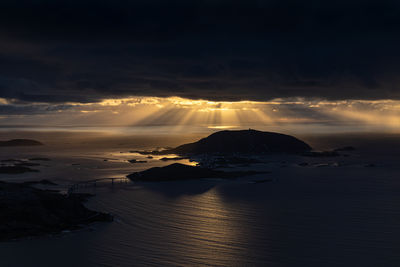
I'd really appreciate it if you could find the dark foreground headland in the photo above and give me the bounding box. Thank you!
[0,181,112,241]
[138,129,312,155]
[127,163,262,182]
[0,139,43,147]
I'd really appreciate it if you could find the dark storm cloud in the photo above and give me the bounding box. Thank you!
[1,0,400,103]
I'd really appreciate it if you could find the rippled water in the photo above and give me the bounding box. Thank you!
[1,131,400,266]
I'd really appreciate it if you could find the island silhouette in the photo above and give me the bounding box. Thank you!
[0,139,43,147]
[129,129,311,182]
[128,163,262,182]
[138,129,312,155]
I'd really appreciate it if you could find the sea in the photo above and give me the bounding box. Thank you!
[1,126,400,267]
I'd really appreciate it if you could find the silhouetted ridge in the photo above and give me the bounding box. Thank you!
[0,139,43,147]
[164,129,311,154]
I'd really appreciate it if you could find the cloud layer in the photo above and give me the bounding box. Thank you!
[1,0,400,103]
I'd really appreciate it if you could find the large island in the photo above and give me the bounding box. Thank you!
[139,129,312,155]
[129,129,310,181]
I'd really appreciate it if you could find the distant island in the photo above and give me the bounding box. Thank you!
[137,129,311,155]
[0,139,43,147]
[0,158,48,174]
[127,163,262,182]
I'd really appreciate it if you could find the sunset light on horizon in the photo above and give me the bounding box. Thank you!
[2,1,400,266]
[1,96,399,133]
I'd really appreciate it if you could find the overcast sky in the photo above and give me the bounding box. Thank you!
[1,0,400,104]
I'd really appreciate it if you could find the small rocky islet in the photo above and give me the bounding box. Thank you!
[0,139,46,174]
[0,159,43,174]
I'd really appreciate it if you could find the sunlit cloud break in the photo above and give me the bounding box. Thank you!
[0,96,399,132]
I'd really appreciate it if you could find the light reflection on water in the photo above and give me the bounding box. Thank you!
[78,184,261,267]
[2,166,400,266]
[2,133,400,266]
[158,188,250,265]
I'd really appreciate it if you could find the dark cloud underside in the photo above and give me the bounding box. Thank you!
[1,0,400,103]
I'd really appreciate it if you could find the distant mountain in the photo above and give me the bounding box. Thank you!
[162,129,311,155]
[0,139,43,147]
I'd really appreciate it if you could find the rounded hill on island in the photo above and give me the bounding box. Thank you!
[164,129,311,155]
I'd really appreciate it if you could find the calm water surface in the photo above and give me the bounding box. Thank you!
[1,131,400,266]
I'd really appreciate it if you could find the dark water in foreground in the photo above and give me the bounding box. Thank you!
[1,131,400,266]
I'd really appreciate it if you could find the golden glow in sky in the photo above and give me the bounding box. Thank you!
[0,96,400,133]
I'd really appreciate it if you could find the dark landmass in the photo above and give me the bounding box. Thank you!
[159,156,188,161]
[136,130,311,155]
[128,159,147,164]
[29,157,51,161]
[16,162,41,167]
[23,179,58,186]
[0,166,39,174]
[191,156,264,168]
[0,159,42,173]
[0,181,112,241]
[1,159,41,166]
[1,159,23,163]
[0,139,43,147]
[208,156,263,166]
[130,150,154,155]
[302,146,356,158]
[127,163,263,182]
[302,151,340,157]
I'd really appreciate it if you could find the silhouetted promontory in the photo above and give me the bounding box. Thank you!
[141,129,311,155]
[0,139,43,147]
[0,181,112,241]
[127,163,262,182]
